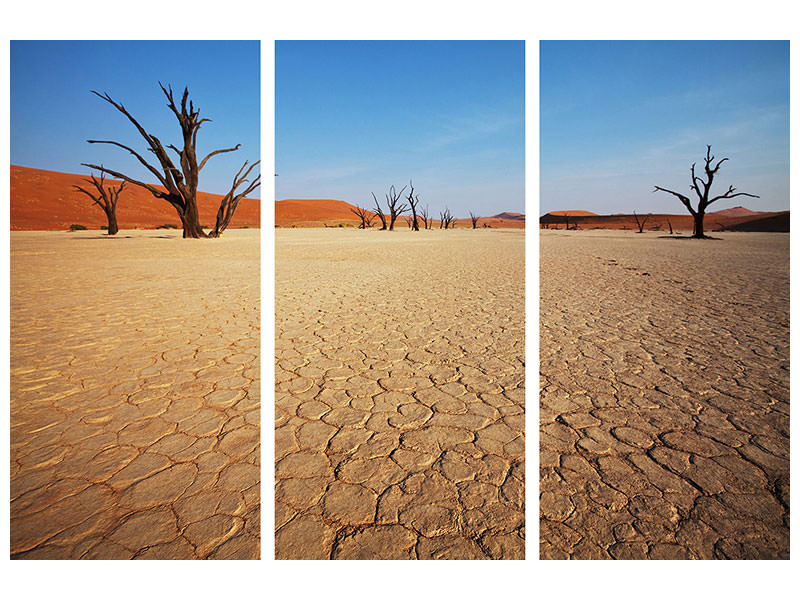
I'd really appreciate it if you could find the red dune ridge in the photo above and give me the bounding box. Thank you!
[276,199,525,228]
[10,165,260,231]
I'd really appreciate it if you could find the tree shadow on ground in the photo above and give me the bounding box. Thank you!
[657,235,722,240]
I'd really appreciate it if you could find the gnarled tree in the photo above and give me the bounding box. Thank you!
[83,84,259,238]
[654,145,758,239]
[73,170,126,235]
[349,205,375,229]
[469,211,479,229]
[419,204,430,230]
[633,211,650,233]
[406,181,420,231]
[209,160,261,238]
[440,207,455,229]
[371,193,388,230]
[385,184,408,231]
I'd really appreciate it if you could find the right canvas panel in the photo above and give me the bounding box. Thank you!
[539,40,789,559]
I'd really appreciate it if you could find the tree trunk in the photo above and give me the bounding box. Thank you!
[180,207,207,238]
[105,208,119,235]
[693,211,705,238]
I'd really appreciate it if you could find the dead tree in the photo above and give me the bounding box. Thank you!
[72,170,126,235]
[385,184,408,231]
[440,207,455,229]
[406,181,420,231]
[666,217,674,234]
[83,84,259,239]
[208,161,261,237]
[469,211,479,229]
[371,193,388,230]
[349,205,375,229]
[419,204,430,230]
[633,211,651,233]
[654,145,758,239]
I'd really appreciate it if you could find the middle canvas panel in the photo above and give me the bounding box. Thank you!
[274,40,526,560]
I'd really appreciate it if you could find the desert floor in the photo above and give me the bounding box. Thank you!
[276,228,525,559]
[10,229,260,559]
[540,230,789,559]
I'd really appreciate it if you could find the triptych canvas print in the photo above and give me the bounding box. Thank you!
[8,39,789,563]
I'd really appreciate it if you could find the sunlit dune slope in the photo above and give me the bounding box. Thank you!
[11,165,260,230]
[276,198,525,228]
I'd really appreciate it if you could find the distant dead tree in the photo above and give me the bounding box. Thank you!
[407,181,420,231]
[440,207,455,229]
[371,193,388,230]
[666,217,674,234]
[653,145,758,239]
[469,211,479,229]
[72,170,126,235]
[385,184,408,230]
[349,205,375,229]
[419,204,430,230]
[563,214,570,230]
[83,84,260,238]
[633,211,651,233]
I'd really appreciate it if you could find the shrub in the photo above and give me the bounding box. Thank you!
[157,223,179,229]
[100,225,109,231]
[69,224,87,231]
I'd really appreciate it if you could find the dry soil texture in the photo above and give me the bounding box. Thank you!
[10,229,260,559]
[540,230,789,559]
[276,229,525,559]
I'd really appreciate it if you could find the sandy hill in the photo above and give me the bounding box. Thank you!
[540,208,788,233]
[10,165,260,231]
[276,198,525,228]
[710,206,762,217]
[491,212,525,221]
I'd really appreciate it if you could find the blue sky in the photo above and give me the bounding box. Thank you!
[11,41,260,197]
[541,41,789,216]
[276,41,524,217]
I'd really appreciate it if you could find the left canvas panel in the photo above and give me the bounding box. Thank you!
[10,40,261,559]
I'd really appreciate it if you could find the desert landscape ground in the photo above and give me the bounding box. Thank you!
[275,228,525,559]
[10,229,260,559]
[540,229,789,559]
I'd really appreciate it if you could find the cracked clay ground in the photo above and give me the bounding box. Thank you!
[10,229,260,559]
[540,230,789,559]
[276,229,525,559]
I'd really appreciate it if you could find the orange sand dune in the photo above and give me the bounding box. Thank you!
[276,198,525,228]
[11,165,260,231]
[276,199,365,227]
[710,206,762,217]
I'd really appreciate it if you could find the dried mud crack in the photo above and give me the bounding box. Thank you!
[540,230,789,560]
[10,230,260,559]
[276,229,525,559]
